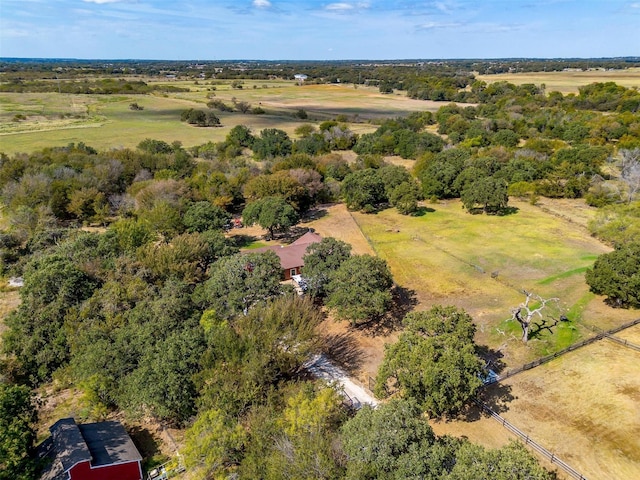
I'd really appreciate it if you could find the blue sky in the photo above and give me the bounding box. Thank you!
[1,1,639,60]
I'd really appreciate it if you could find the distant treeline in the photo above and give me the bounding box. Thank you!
[1,57,639,81]
[2,60,639,112]
[0,77,189,94]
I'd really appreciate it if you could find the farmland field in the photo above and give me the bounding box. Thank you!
[0,82,453,154]
[476,67,640,94]
[431,333,640,480]
[485,338,640,480]
[350,199,637,363]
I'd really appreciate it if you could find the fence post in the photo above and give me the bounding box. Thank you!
[551,453,555,463]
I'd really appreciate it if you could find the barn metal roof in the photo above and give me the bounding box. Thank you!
[41,417,142,479]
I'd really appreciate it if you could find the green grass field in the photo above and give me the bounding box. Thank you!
[351,198,638,364]
[0,81,448,155]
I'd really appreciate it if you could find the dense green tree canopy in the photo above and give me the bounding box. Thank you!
[341,399,442,480]
[252,128,293,159]
[376,306,484,417]
[243,171,310,212]
[389,180,422,215]
[2,252,101,382]
[195,251,283,319]
[301,237,352,297]
[445,441,557,480]
[242,196,299,239]
[585,242,640,308]
[0,384,37,480]
[183,201,232,233]
[341,398,556,480]
[460,176,509,214]
[341,168,386,212]
[326,255,394,325]
[197,296,323,418]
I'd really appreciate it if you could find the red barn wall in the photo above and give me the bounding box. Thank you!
[69,460,142,480]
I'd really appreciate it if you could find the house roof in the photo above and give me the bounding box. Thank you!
[50,418,92,473]
[291,231,322,246]
[79,421,142,466]
[40,418,141,479]
[250,231,322,270]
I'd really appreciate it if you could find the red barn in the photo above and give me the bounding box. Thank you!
[40,418,143,480]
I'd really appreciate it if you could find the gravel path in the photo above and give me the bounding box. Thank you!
[305,354,378,409]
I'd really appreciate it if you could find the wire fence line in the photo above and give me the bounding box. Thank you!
[603,334,640,352]
[585,321,640,352]
[483,317,640,386]
[474,399,588,480]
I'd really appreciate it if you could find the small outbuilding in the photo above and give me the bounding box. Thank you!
[39,418,143,480]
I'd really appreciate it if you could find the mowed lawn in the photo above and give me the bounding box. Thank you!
[351,198,638,364]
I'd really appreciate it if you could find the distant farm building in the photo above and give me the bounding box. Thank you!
[251,231,322,280]
[39,418,143,480]
[294,73,308,84]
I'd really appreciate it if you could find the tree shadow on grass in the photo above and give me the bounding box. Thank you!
[356,285,417,337]
[473,382,516,420]
[497,206,519,216]
[277,226,319,244]
[302,206,328,222]
[476,345,507,375]
[232,234,259,248]
[528,316,561,342]
[321,331,364,375]
[466,206,519,216]
[411,206,435,217]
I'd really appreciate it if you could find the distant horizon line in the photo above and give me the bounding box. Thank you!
[2,56,640,63]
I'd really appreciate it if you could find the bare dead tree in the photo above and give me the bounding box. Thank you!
[509,291,560,343]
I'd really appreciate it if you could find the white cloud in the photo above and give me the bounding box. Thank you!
[325,2,370,12]
[82,0,127,4]
[326,2,353,11]
[252,0,272,8]
[433,1,453,14]
[417,21,461,30]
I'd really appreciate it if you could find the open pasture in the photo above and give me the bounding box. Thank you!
[476,67,640,94]
[152,79,457,118]
[433,335,640,480]
[0,80,449,155]
[309,198,640,480]
[351,198,638,364]
[0,92,304,154]
[486,337,640,480]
